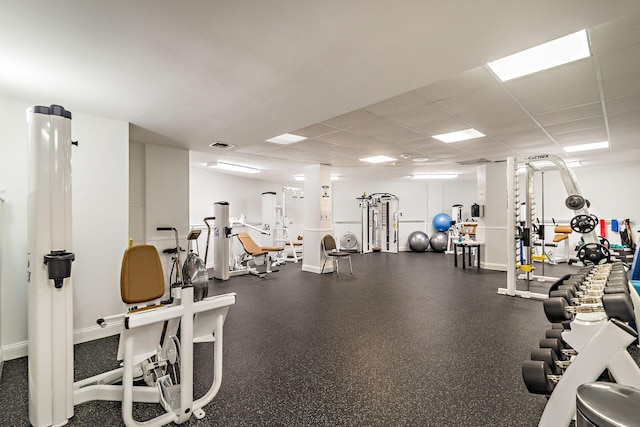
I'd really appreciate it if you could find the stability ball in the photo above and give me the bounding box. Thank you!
[408,231,430,252]
[432,213,452,232]
[430,232,448,253]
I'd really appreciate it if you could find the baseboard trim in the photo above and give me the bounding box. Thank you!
[2,320,121,362]
[481,262,508,271]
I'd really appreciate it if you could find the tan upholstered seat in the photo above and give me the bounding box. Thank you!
[120,245,165,304]
[237,232,284,256]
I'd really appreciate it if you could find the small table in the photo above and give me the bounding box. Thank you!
[453,241,482,269]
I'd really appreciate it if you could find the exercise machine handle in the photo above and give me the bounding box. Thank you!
[157,227,175,231]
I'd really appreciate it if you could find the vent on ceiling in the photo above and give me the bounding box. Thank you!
[457,158,493,165]
[209,141,236,149]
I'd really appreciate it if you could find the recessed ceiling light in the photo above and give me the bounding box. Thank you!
[411,174,458,180]
[359,155,397,164]
[563,141,609,153]
[411,157,430,163]
[207,162,260,174]
[400,153,412,159]
[487,30,591,81]
[330,175,340,181]
[266,133,307,145]
[432,128,485,143]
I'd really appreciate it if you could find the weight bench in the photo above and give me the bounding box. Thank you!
[236,232,283,274]
[74,244,236,426]
[533,224,572,264]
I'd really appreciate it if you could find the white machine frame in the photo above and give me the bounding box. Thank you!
[356,193,401,254]
[27,105,235,427]
[500,155,598,299]
[262,189,303,263]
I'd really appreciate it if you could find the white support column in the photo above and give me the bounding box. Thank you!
[27,105,75,427]
[302,164,333,273]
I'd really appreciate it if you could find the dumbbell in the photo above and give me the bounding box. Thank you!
[531,347,569,375]
[522,360,560,395]
[544,293,635,323]
[540,337,576,360]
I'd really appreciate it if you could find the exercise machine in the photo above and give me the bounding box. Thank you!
[356,193,401,254]
[27,105,236,427]
[500,154,601,299]
[212,201,279,280]
[262,189,303,263]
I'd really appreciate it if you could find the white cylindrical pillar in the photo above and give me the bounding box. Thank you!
[213,202,230,280]
[27,105,75,427]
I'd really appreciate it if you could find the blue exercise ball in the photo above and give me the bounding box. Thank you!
[432,213,452,232]
[429,232,448,253]
[408,231,430,252]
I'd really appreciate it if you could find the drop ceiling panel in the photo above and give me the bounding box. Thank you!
[363,91,431,117]
[610,121,640,142]
[347,117,425,143]
[493,127,548,144]
[313,130,363,145]
[544,116,605,135]
[451,138,510,153]
[321,109,378,129]
[589,14,640,54]
[605,94,640,115]
[602,72,640,99]
[259,146,306,159]
[458,102,528,127]
[608,110,640,126]
[434,84,516,115]
[478,117,539,135]
[387,105,465,135]
[292,123,339,138]
[534,103,604,125]
[413,66,500,102]
[552,128,609,145]
[235,143,280,154]
[597,44,640,81]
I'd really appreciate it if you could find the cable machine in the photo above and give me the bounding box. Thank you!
[500,154,601,299]
[356,193,401,254]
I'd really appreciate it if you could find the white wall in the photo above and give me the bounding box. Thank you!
[0,97,128,359]
[332,179,479,251]
[189,167,305,264]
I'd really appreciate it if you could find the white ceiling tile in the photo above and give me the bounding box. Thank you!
[602,72,640,99]
[590,14,640,54]
[598,44,640,81]
[605,93,640,114]
[414,66,500,102]
[363,91,431,117]
[292,123,339,138]
[552,128,609,145]
[534,103,604,125]
[235,142,280,154]
[608,109,640,125]
[387,104,461,133]
[347,117,425,142]
[321,109,379,129]
[458,102,528,126]
[314,130,362,145]
[545,116,605,135]
[478,117,539,135]
[492,127,548,144]
[435,84,516,114]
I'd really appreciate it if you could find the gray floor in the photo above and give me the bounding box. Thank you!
[0,252,625,426]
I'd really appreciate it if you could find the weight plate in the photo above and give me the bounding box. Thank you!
[565,195,586,210]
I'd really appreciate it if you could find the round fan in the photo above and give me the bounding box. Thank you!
[340,231,358,251]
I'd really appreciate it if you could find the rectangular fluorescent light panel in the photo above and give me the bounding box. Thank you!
[563,141,609,153]
[294,175,340,181]
[208,162,260,174]
[266,133,307,145]
[411,174,458,180]
[487,30,591,81]
[359,155,397,164]
[432,128,485,143]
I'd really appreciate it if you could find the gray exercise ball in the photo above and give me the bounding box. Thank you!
[429,231,448,253]
[408,231,430,252]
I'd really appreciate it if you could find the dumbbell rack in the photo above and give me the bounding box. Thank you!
[500,154,600,299]
[522,263,640,426]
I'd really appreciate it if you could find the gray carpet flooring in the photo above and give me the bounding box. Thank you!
[0,252,631,426]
